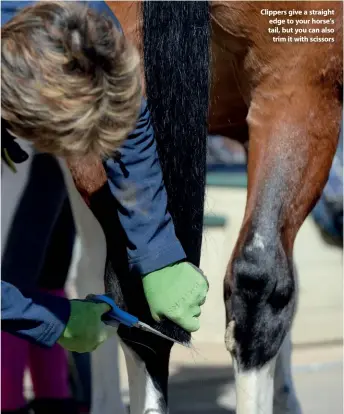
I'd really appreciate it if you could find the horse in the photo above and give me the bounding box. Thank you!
[66,1,343,414]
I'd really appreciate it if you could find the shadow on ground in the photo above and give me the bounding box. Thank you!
[169,365,236,414]
[167,361,343,414]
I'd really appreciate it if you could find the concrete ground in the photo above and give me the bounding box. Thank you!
[119,343,343,414]
[21,177,343,413]
[119,185,343,413]
[24,339,343,413]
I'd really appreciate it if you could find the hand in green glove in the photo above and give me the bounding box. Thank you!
[57,300,115,353]
[142,262,209,332]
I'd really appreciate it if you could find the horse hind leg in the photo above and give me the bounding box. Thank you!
[273,264,302,414]
[224,76,341,414]
[120,336,172,414]
[85,181,192,414]
[273,333,302,414]
[114,297,180,414]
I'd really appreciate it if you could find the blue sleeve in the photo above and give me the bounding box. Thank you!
[2,1,186,276]
[86,1,122,32]
[104,99,186,275]
[88,2,187,274]
[1,281,70,348]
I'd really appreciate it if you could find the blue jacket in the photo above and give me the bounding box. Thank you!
[1,1,185,347]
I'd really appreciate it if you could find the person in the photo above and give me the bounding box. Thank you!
[1,151,87,414]
[1,0,208,360]
[2,2,209,413]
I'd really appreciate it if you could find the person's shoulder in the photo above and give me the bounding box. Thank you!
[85,1,122,32]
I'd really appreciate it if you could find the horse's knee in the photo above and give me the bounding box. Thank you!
[224,228,297,369]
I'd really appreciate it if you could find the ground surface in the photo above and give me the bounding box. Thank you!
[19,171,342,413]
[119,343,343,414]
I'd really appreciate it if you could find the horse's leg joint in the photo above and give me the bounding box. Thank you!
[225,227,296,370]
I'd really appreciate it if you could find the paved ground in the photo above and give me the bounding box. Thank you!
[120,343,343,414]
[24,341,343,413]
[117,184,343,413]
[19,174,342,413]
[166,361,343,414]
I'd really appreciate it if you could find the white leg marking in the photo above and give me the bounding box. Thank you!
[121,341,167,414]
[252,232,265,250]
[90,337,127,414]
[234,357,277,414]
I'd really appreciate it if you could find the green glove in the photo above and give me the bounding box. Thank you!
[142,262,209,332]
[57,300,115,353]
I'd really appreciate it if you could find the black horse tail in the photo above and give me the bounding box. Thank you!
[141,1,210,266]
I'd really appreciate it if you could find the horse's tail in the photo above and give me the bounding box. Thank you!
[141,1,210,266]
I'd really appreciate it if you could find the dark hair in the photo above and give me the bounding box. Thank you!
[142,1,210,266]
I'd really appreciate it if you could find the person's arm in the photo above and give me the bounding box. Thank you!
[1,280,70,347]
[1,281,115,352]
[104,98,187,275]
[85,1,186,275]
[88,1,209,335]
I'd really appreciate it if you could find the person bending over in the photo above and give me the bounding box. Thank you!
[1,1,209,354]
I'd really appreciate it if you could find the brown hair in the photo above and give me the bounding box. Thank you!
[1,1,141,158]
